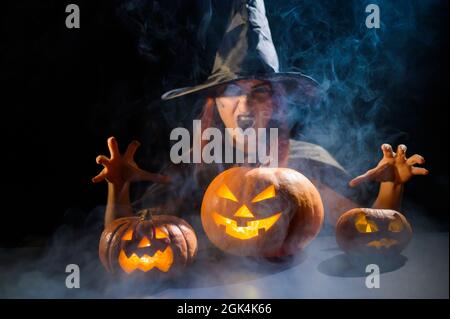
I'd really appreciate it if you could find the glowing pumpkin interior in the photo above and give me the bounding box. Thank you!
[118,228,174,274]
[212,183,282,240]
[354,213,406,249]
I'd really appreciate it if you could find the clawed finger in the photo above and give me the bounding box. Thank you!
[96,155,110,166]
[124,140,141,161]
[349,175,367,187]
[407,154,425,166]
[107,136,120,159]
[381,144,395,158]
[92,170,107,183]
[131,168,171,184]
[349,168,377,187]
[412,167,429,176]
[396,144,407,159]
[349,162,391,187]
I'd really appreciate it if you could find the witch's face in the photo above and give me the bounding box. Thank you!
[215,80,274,151]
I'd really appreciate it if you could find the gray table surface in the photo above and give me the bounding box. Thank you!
[0,232,447,298]
[149,232,449,299]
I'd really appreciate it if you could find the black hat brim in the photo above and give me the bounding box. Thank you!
[161,72,320,105]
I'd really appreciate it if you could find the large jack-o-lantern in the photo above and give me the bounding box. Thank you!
[201,167,324,257]
[336,208,412,257]
[99,209,197,276]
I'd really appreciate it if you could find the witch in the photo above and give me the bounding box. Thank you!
[92,0,428,244]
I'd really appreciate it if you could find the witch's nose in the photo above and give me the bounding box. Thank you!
[234,204,255,218]
[237,95,250,113]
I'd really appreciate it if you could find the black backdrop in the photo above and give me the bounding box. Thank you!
[0,0,448,247]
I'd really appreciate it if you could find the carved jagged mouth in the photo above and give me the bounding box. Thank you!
[118,247,173,273]
[212,212,281,240]
[366,238,398,249]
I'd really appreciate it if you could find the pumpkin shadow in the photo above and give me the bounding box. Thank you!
[317,253,408,278]
[172,247,307,288]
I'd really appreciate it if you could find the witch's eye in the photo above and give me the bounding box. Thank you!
[252,185,276,203]
[251,86,273,96]
[388,219,404,232]
[222,84,243,97]
[216,184,238,202]
[355,215,379,233]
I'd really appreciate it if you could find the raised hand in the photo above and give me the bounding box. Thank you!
[92,137,170,186]
[349,144,428,187]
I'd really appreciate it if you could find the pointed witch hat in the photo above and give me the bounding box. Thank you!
[161,0,319,103]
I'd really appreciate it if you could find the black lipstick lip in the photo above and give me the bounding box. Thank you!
[237,115,255,129]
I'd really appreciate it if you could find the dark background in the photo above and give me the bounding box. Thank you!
[0,0,448,247]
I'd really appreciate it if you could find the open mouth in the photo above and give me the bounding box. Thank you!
[237,115,255,130]
[118,246,173,273]
[366,238,398,249]
[212,212,281,240]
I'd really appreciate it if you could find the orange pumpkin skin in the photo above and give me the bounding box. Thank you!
[336,208,412,257]
[201,167,324,257]
[99,210,197,276]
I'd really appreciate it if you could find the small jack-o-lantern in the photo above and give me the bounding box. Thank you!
[336,208,412,257]
[99,209,197,275]
[201,167,324,257]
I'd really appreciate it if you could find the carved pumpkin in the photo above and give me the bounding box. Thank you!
[201,167,324,257]
[99,209,197,275]
[336,208,412,257]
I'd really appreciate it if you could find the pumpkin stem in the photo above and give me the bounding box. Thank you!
[138,208,155,221]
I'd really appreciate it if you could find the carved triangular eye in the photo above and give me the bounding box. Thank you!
[155,227,169,239]
[216,184,238,202]
[252,185,276,203]
[355,214,379,233]
[388,217,404,232]
[122,229,133,241]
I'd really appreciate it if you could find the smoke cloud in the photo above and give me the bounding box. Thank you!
[0,0,447,298]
